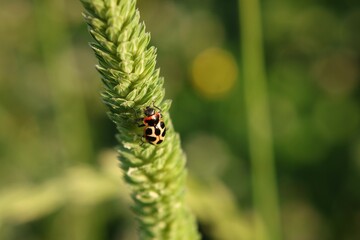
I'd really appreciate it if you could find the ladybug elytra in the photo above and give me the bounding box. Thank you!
[138,106,166,145]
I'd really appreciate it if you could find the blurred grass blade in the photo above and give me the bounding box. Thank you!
[34,0,93,164]
[238,0,282,240]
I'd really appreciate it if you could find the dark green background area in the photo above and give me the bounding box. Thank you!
[0,0,359,239]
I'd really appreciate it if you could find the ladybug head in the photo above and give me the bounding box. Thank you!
[144,106,155,116]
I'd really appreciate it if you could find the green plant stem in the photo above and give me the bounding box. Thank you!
[238,0,282,240]
[80,0,199,239]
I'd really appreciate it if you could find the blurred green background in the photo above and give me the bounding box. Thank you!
[0,0,359,239]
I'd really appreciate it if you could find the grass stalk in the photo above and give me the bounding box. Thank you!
[80,0,199,239]
[238,0,282,240]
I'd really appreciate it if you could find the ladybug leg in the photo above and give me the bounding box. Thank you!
[140,136,146,146]
[130,107,142,120]
[133,118,144,127]
[131,107,148,127]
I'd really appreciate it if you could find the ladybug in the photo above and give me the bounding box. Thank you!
[138,106,166,145]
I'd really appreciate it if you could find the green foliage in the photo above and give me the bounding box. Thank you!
[80,0,199,239]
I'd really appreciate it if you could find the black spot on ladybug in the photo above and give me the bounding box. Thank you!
[146,119,157,126]
[155,128,161,136]
[146,128,153,135]
[162,129,166,137]
[157,140,163,144]
[146,136,157,142]
[160,122,165,128]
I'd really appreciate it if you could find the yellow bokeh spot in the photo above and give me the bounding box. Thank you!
[191,48,238,99]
